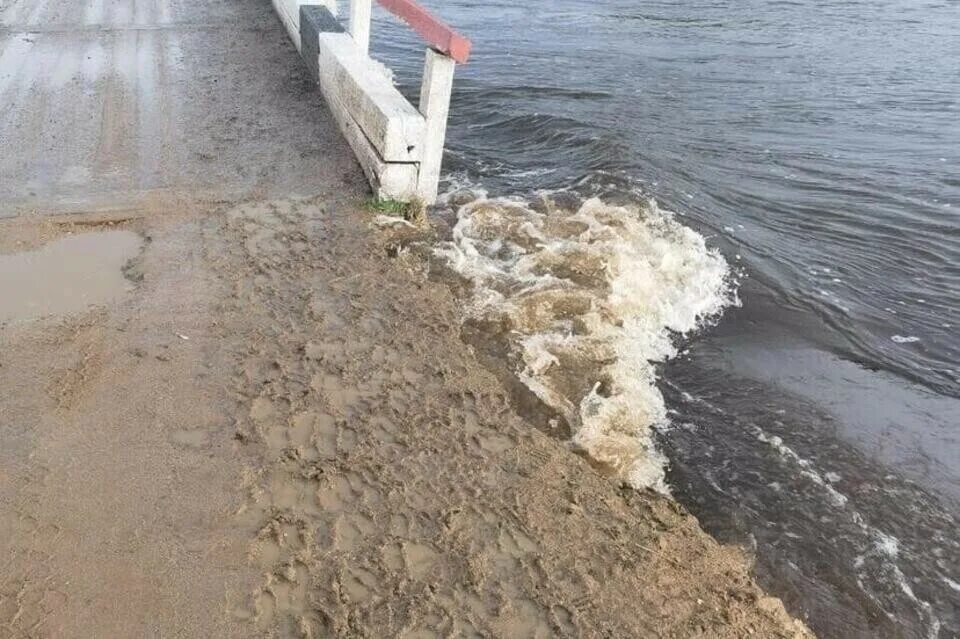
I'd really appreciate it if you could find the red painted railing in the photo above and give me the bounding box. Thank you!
[376,0,472,63]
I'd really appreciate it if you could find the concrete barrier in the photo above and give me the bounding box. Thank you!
[274,0,337,51]
[279,0,471,203]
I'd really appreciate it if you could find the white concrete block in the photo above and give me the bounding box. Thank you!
[316,32,426,163]
[315,57,419,199]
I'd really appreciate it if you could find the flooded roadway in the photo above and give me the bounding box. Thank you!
[0,0,358,216]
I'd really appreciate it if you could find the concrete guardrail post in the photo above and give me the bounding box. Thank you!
[417,48,455,204]
[349,0,371,54]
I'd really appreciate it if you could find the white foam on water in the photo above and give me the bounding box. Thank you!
[874,532,900,558]
[436,191,735,491]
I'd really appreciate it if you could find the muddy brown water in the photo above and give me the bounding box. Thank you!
[0,230,142,323]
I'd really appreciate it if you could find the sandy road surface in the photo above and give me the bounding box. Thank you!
[1,0,812,635]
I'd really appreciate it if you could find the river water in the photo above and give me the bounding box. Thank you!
[370,1,959,637]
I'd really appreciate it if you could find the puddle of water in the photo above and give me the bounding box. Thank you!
[0,230,142,323]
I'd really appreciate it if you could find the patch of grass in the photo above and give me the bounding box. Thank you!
[365,197,425,223]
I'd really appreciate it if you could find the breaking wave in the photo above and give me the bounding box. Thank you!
[435,189,736,491]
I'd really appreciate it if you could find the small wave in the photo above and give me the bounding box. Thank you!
[435,189,735,491]
[675,386,946,638]
[755,430,849,507]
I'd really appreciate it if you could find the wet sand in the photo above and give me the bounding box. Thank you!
[0,197,812,637]
[0,204,258,636]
